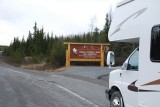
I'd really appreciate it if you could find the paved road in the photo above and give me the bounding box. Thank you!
[0,62,112,107]
[56,66,121,88]
[62,66,110,79]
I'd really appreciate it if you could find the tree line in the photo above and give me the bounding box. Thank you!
[3,13,136,68]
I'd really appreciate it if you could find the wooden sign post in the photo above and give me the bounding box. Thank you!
[64,42,110,67]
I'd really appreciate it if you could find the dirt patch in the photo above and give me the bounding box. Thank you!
[0,56,21,67]
[21,63,66,72]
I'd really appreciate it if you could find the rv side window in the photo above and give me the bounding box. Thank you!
[151,25,160,62]
[127,49,139,71]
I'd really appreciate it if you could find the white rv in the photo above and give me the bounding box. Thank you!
[106,0,160,107]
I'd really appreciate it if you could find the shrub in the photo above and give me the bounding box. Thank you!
[11,51,23,63]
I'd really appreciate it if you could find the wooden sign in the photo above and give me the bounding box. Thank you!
[64,42,110,67]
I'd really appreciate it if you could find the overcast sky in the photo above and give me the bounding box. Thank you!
[0,0,119,46]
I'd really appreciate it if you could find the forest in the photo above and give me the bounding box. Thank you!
[3,13,136,68]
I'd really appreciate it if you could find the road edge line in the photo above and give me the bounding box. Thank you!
[54,83,100,107]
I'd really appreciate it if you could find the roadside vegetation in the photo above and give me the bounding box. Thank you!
[3,13,136,69]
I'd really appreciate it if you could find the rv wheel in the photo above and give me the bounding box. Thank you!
[110,91,124,107]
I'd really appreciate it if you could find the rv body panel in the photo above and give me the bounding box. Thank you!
[108,0,160,43]
[138,37,160,107]
[107,0,160,107]
[109,69,123,91]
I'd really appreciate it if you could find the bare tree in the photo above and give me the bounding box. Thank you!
[89,15,97,42]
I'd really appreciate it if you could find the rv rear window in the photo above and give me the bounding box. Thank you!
[150,25,160,62]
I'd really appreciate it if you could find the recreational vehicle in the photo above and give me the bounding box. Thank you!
[106,0,160,107]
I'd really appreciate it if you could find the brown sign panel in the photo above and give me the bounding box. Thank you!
[70,44,101,59]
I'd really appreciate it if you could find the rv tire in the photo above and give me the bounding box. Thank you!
[110,91,124,107]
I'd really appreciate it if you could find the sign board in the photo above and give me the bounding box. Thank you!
[64,42,110,67]
[70,44,101,59]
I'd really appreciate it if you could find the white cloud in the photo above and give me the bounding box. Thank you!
[0,0,114,45]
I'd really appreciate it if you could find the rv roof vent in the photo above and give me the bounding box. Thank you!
[117,0,134,8]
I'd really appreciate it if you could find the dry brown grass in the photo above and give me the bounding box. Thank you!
[21,62,47,70]
[21,62,65,72]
